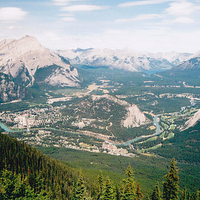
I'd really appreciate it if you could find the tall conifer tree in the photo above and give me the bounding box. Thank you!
[163,158,180,200]
[97,171,104,200]
[100,177,115,200]
[151,185,161,200]
[180,187,187,200]
[121,164,136,200]
[75,171,89,200]
[136,183,143,200]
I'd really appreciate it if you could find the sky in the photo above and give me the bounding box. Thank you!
[0,0,200,53]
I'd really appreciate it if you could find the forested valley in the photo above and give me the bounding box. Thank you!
[1,132,200,200]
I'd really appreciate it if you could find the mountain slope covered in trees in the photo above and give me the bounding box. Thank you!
[1,132,200,199]
[0,132,79,199]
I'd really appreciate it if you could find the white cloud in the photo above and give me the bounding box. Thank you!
[92,28,200,53]
[116,14,162,23]
[0,7,27,22]
[173,17,195,23]
[11,25,199,53]
[53,0,82,6]
[61,17,76,21]
[165,1,197,16]
[61,5,109,12]
[7,26,22,30]
[163,17,195,24]
[118,0,173,7]
[59,13,74,17]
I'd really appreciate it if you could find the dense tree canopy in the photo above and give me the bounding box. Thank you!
[163,158,180,200]
[0,133,199,200]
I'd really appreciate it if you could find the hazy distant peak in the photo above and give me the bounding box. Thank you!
[57,48,192,72]
[191,50,200,58]
[73,48,94,53]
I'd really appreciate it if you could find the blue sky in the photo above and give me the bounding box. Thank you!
[0,0,200,52]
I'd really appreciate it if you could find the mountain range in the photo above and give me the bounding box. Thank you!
[173,56,200,71]
[0,35,200,103]
[57,48,193,72]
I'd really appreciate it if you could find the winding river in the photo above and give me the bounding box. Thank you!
[0,115,162,146]
[0,123,82,135]
[116,115,162,146]
[0,122,13,132]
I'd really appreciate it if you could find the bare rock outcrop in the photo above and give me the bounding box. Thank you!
[185,109,200,129]
[122,104,150,128]
[91,94,150,128]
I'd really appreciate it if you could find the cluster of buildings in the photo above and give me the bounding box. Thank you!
[0,106,67,131]
[102,142,135,157]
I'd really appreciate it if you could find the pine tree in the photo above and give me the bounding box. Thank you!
[0,169,50,199]
[151,185,161,200]
[71,180,77,200]
[145,195,151,200]
[121,164,136,200]
[100,176,115,200]
[191,190,200,200]
[97,171,104,200]
[136,183,143,200]
[115,184,121,200]
[55,183,62,199]
[196,190,200,200]
[126,165,134,178]
[74,171,88,200]
[180,187,187,200]
[0,133,80,199]
[187,192,191,200]
[163,158,180,200]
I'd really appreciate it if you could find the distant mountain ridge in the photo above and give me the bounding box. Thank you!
[172,57,200,71]
[57,48,192,72]
[159,52,200,82]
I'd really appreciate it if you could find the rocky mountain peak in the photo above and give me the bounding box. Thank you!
[0,35,44,56]
[0,36,79,88]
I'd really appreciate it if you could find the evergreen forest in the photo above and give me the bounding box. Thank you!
[0,132,200,200]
